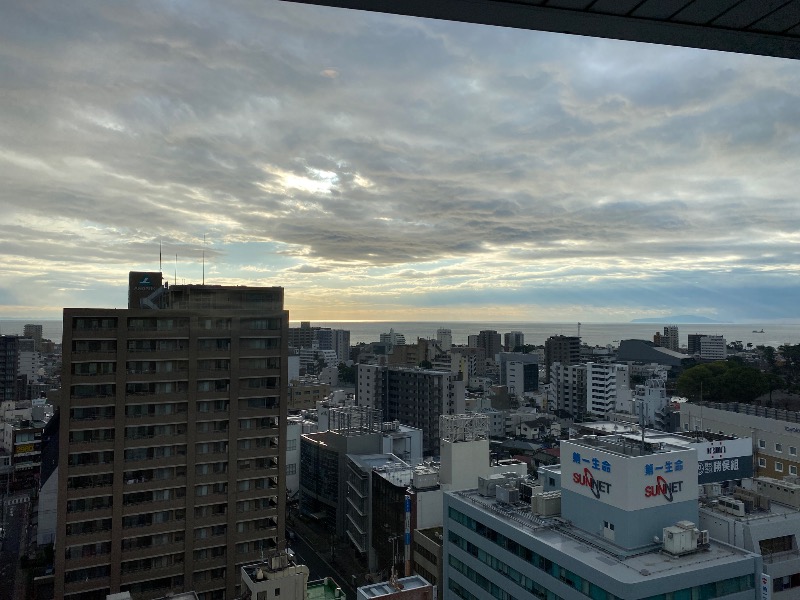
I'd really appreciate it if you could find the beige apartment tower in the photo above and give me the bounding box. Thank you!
[56,274,288,600]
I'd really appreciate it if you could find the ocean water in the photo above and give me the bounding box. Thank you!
[305,321,800,349]
[0,320,64,344]
[3,318,799,349]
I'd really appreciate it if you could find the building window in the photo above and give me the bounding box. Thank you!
[776,462,784,472]
[791,446,797,456]
[286,439,297,451]
[759,439,766,449]
[790,465,797,476]
[776,443,783,453]
[286,464,297,476]
[759,458,767,468]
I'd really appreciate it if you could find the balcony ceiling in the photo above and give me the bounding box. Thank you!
[281,0,800,60]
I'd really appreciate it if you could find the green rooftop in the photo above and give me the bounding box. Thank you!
[307,578,345,600]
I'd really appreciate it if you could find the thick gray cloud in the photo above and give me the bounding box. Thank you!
[1,0,799,320]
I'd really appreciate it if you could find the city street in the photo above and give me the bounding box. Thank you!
[287,527,357,600]
[0,495,29,600]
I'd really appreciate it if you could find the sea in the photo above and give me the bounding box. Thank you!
[6,318,799,349]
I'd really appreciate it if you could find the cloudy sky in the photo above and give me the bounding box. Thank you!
[2,1,799,322]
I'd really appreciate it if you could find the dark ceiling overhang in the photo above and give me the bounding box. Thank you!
[280,0,800,60]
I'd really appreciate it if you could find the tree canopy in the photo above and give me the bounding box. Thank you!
[677,359,779,403]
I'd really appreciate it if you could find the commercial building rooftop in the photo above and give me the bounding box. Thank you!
[358,575,431,598]
[307,578,346,600]
[452,488,756,584]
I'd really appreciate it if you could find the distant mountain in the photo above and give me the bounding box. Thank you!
[630,315,727,324]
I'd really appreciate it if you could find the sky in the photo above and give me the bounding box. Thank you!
[1,1,799,323]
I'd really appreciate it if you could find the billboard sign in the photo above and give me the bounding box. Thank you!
[760,573,772,600]
[562,440,698,511]
[128,271,163,309]
[694,438,753,484]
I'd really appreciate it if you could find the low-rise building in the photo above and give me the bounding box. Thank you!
[289,379,332,411]
[356,575,433,600]
[240,550,345,600]
[681,402,800,480]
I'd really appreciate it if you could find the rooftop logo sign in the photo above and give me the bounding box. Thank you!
[573,467,612,499]
[561,440,698,511]
[644,475,683,502]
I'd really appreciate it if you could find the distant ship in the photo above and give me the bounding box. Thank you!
[752,329,764,333]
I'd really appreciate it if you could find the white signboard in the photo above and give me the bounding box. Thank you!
[760,573,772,600]
[694,438,753,483]
[562,440,698,511]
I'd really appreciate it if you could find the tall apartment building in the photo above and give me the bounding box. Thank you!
[288,322,315,350]
[288,325,349,363]
[688,333,703,355]
[505,362,538,399]
[0,335,19,403]
[332,329,350,364]
[547,362,586,418]
[585,362,630,418]
[662,325,679,352]
[24,323,44,351]
[436,328,452,350]
[57,272,288,600]
[544,335,580,383]
[356,366,465,456]
[503,331,524,352]
[380,328,406,348]
[476,330,502,364]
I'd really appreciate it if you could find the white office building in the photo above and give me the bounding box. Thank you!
[444,435,760,600]
[701,335,727,360]
[437,328,453,350]
[585,362,630,418]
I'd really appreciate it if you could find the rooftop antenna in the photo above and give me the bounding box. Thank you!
[577,322,581,338]
[175,254,178,287]
[159,239,162,271]
[202,234,206,285]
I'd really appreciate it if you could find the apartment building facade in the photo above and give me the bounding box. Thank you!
[56,274,288,600]
[547,362,586,418]
[544,335,580,384]
[0,335,19,403]
[357,366,465,456]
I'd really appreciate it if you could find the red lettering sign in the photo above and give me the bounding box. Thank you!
[644,475,683,502]
[572,467,611,499]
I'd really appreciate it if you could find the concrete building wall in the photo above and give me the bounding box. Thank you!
[286,421,301,497]
[415,489,444,530]
[413,529,442,590]
[37,465,58,546]
[561,491,697,550]
[382,427,423,466]
[681,403,800,480]
[439,439,489,490]
[548,363,586,418]
[357,364,381,408]
[700,335,727,361]
[18,350,41,380]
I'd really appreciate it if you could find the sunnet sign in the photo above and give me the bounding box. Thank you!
[562,440,698,511]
